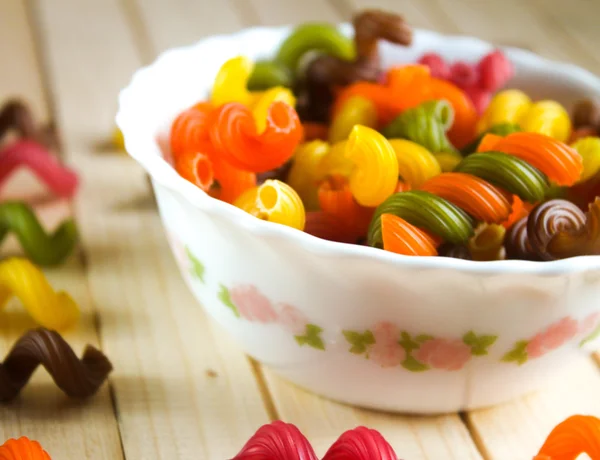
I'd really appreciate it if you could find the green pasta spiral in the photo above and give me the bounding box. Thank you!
[0,202,78,266]
[454,152,549,203]
[381,100,456,153]
[368,190,474,247]
[461,123,521,155]
[247,60,293,90]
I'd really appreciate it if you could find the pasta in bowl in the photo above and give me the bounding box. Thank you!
[117,16,600,413]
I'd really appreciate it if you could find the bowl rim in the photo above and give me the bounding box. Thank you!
[116,24,600,276]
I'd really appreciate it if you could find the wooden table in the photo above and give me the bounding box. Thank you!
[1,0,600,458]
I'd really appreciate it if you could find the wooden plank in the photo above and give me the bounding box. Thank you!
[0,1,123,459]
[466,356,600,460]
[32,0,271,458]
[245,0,341,25]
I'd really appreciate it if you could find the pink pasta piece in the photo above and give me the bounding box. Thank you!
[450,61,479,89]
[477,49,514,92]
[322,426,398,460]
[0,140,79,198]
[417,53,450,79]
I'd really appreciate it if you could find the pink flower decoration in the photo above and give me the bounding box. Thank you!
[277,303,309,335]
[166,230,189,271]
[230,285,278,323]
[579,312,600,337]
[414,338,471,371]
[526,317,579,359]
[370,322,405,368]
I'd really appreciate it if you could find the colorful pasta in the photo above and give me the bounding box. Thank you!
[211,56,253,106]
[328,96,377,143]
[247,60,293,90]
[287,140,330,210]
[468,223,506,261]
[0,437,51,460]
[345,125,399,207]
[0,258,79,330]
[535,415,600,460]
[477,89,532,133]
[170,102,214,158]
[520,100,571,142]
[235,180,306,230]
[175,150,214,192]
[571,136,600,182]
[387,139,441,187]
[381,213,439,256]
[304,211,356,243]
[251,86,296,133]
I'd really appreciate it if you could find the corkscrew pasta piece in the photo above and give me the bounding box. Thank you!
[388,139,441,187]
[287,140,330,210]
[420,172,512,223]
[477,89,532,133]
[571,136,600,182]
[169,102,214,158]
[210,154,256,204]
[345,125,399,207]
[504,216,539,260]
[328,96,378,143]
[501,195,533,229]
[209,101,302,173]
[0,327,112,401]
[232,421,318,460]
[0,140,79,199]
[381,213,439,256]
[534,415,600,460]
[382,100,456,153]
[0,202,78,266]
[454,152,549,203]
[368,190,474,248]
[0,258,79,330]
[461,122,521,155]
[322,426,398,460]
[235,180,306,230]
[211,56,253,106]
[482,132,583,186]
[468,223,506,261]
[316,140,353,178]
[275,23,355,74]
[520,100,571,142]
[251,86,296,133]
[247,60,293,90]
[0,437,51,460]
[318,175,373,239]
[174,150,214,192]
[304,211,356,243]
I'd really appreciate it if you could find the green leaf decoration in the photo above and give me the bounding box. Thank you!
[415,334,434,343]
[186,247,205,283]
[401,355,429,372]
[501,340,529,365]
[295,324,326,351]
[218,284,240,318]
[342,330,375,355]
[399,332,420,353]
[580,324,600,348]
[463,331,498,356]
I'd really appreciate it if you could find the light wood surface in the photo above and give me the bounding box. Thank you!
[1,0,599,459]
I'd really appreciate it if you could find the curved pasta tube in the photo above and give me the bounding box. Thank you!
[461,122,521,154]
[247,60,293,90]
[468,223,506,261]
[275,23,355,72]
[174,149,214,191]
[209,101,303,173]
[287,140,330,210]
[382,100,456,153]
[316,140,353,178]
[535,415,600,460]
[211,154,256,204]
[434,152,462,172]
[345,125,399,207]
[318,175,373,239]
[170,102,214,158]
[0,258,79,330]
[211,56,254,106]
[483,132,582,186]
[520,100,571,142]
[234,180,306,230]
[251,86,296,133]
[368,190,474,247]
[0,202,78,266]
[328,96,378,143]
[0,437,51,460]
[420,172,512,223]
[572,136,600,182]
[455,152,549,203]
[381,213,439,256]
[304,211,356,243]
[501,195,533,229]
[387,139,441,187]
[477,89,532,133]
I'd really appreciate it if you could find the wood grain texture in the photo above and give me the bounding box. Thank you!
[31,0,270,458]
[0,2,123,459]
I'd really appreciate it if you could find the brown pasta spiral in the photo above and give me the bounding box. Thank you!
[505,216,540,260]
[0,99,58,149]
[572,98,600,130]
[437,243,472,260]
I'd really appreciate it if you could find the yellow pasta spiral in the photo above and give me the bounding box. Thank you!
[0,258,79,329]
[235,180,306,230]
[316,140,353,178]
[478,89,532,133]
[328,96,378,144]
[572,136,600,183]
[434,152,462,172]
[346,125,399,207]
[251,86,296,133]
[211,56,254,106]
[520,100,572,142]
[388,139,441,187]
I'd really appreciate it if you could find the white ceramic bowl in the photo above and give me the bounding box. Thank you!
[117,25,600,413]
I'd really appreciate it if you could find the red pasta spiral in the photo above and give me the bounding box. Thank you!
[209,101,303,173]
[231,421,318,460]
[304,211,357,243]
[420,172,512,223]
[322,426,398,460]
[169,102,214,158]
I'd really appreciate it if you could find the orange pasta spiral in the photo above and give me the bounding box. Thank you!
[0,437,51,460]
[381,213,439,256]
[170,102,214,158]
